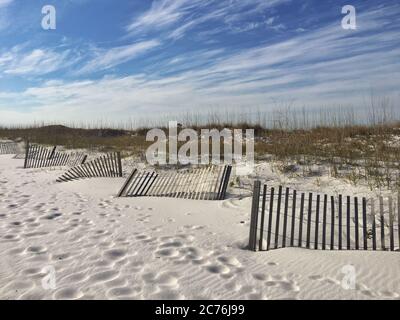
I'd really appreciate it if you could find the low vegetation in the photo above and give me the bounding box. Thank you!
[1,105,400,190]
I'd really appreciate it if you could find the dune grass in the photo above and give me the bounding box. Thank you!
[1,112,400,190]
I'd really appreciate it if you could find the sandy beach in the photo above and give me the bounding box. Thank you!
[0,154,399,300]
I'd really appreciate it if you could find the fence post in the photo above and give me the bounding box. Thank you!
[248,180,261,251]
[23,141,30,169]
[117,152,123,177]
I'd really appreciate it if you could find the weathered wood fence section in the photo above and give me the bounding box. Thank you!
[23,143,87,169]
[56,152,122,182]
[249,181,400,252]
[0,142,19,155]
[117,165,232,200]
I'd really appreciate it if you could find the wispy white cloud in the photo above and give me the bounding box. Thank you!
[127,0,290,39]
[0,0,13,8]
[0,0,13,31]
[0,1,399,125]
[0,47,78,76]
[127,0,202,33]
[78,40,161,74]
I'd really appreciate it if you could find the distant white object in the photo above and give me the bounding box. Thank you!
[234,162,254,176]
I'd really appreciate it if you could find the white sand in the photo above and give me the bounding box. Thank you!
[0,155,399,300]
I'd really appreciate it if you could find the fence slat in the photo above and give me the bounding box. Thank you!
[338,195,343,250]
[330,196,335,250]
[398,193,400,252]
[347,196,351,250]
[274,186,283,249]
[362,198,368,250]
[322,194,327,250]
[371,199,377,251]
[282,187,289,248]
[314,194,320,250]
[306,193,313,249]
[248,181,261,251]
[379,197,386,251]
[389,196,394,251]
[298,193,305,248]
[290,190,297,247]
[258,185,267,251]
[143,174,158,196]
[354,197,359,250]
[117,169,137,197]
[266,187,275,251]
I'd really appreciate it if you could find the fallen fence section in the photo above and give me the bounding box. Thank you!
[117,165,232,200]
[0,142,20,155]
[56,152,122,182]
[248,181,400,252]
[23,143,87,169]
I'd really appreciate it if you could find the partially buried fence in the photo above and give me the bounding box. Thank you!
[56,152,122,182]
[248,181,400,252]
[0,142,20,155]
[117,165,232,200]
[24,143,87,169]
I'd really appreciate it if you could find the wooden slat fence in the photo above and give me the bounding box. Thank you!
[117,165,232,200]
[23,143,87,169]
[56,152,122,182]
[0,142,20,155]
[249,181,400,252]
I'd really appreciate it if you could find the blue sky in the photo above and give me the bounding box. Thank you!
[0,0,399,125]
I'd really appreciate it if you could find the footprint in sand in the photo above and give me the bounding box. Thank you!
[264,275,300,293]
[253,273,269,281]
[89,269,120,283]
[43,213,62,220]
[54,287,83,300]
[155,248,180,258]
[217,256,241,267]
[205,264,230,275]
[26,245,47,254]
[379,291,399,298]
[107,287,136,299]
